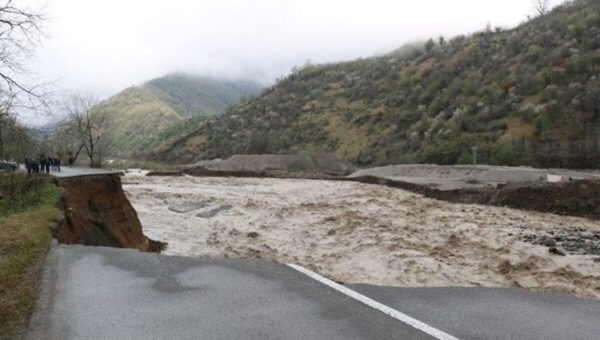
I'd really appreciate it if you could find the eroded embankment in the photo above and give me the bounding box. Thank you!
[54,174,165,252]
[350,176,600,221]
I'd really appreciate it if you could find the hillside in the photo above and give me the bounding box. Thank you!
[147,74,262,118]
[94,74,262,159]
[155,0,600,168]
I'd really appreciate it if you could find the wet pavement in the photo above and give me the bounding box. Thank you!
[28,244,600,340]
[27,244,433,340]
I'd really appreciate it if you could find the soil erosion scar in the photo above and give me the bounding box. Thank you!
[54,173,166,252]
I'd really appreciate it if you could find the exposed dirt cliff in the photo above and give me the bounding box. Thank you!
[54,174,165,252]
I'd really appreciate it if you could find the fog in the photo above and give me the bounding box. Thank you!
[28,0,560,101]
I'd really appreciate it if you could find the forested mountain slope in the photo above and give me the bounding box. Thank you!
[94,74,262,158]
[156,0,600,168]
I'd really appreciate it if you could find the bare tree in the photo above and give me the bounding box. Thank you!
[0,1,44,103]
[0,94,15,157]
[533,0,551,17]
[48,120,84,165]
[64,94,106,168]
[0,1,45,160]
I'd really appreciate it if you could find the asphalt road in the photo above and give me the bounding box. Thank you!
[27,244,434,340]
[17,164,117,178]
[28,244,600,340]
[350,284,600,340]
[50,166,117,178]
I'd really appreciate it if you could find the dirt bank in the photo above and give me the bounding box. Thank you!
[55,174,165,252]
[345,176,600,221]
[124,171,600,299]
[431,179,600,220]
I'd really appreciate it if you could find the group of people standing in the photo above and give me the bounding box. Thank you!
[25,156,61,174]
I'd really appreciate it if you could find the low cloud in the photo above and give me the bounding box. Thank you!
[28,0,558,99]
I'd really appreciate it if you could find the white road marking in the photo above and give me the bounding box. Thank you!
[287,264,460,340]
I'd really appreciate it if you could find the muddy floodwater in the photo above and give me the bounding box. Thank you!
[122,170,600,299]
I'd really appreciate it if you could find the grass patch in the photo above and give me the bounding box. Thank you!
[0,174,61,339]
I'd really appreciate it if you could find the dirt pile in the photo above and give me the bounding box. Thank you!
[186,153,355,176]
[54,174,165,252]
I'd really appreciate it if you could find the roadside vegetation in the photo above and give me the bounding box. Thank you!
[0,173,61,340]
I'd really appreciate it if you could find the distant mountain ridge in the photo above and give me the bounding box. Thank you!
[155,0,600,168]
[146,73,263,118]
[94,73,263,159]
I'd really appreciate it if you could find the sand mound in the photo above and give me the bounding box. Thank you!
[192,153,354,176]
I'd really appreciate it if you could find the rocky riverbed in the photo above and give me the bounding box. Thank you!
[520,228,600,256]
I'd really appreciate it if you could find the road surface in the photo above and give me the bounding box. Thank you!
[28,244,600,340]
[28,244,434,340]
[351,284,600,340]
[50,166,117,178]
[17,164,117,178]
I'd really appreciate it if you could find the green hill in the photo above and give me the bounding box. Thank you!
[95,74,262,159]
[155,0,600,168]
[147,74,262,118]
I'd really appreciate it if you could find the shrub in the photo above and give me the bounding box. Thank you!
[533,113,552,133]
[526,44,544,62]
[425,39,435,53]
[421,135,479,165]
[0,174,58,217]
[489,144,518,165]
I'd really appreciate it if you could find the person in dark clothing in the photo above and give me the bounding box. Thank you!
[25,158,31,174]
[56,158,61,172]
[45,158,50,173]
[39,158,46,174]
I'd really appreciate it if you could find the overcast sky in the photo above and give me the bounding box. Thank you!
[26,0,561,100]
